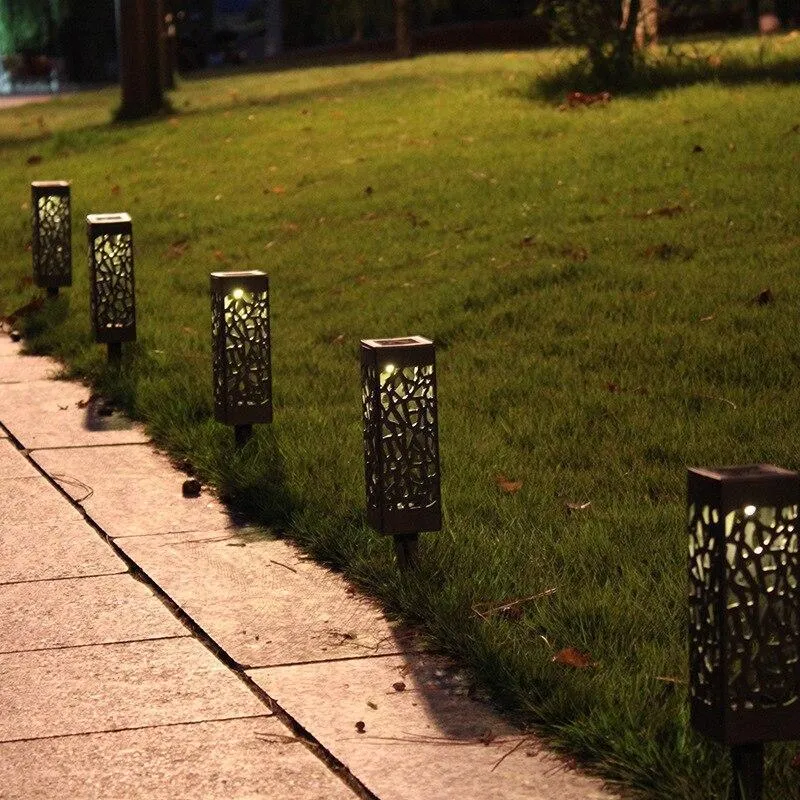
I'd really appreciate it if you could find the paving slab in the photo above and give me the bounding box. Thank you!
[1,475,86,528]
[0,438,40,478]
[0,352,63,383]
[0,637,266,741]
[0,336,21,357]
[250,654,618,800]
[0,511,124,585]
[117,530,418,668]
[0,380,148,449]
[0,716,354,800]
[33,444,234,537]
[0,574,187,653]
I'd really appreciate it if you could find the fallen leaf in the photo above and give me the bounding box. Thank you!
[552,647,595,669]
[213,250,227,263]
[561,91,612,110]
[26,154,42,165]
[562,245,588,262]
[606,382,620,393]
[634,204,684,220]
[699,314,715,323]
[168,240,189,258]
[269,185,286,195]
[753,288,774,305]
[110,184,120,196]
[565,501,592,514]
[495,474,523,494]
[642,243,694,261]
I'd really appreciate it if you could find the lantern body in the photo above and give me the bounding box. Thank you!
[32,181,71,289]
[361,336,441,535]
[210,271,272,426]
[688,464,800,745]
[87,214,136,344]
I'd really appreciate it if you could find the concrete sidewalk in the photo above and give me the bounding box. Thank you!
[0,333,619,800]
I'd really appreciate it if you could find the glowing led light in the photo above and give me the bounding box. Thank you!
[232,288,244,300]
[744,505,757,517]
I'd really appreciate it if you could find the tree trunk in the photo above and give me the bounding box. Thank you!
[394,0,412,59]
[117,0,165,120]
[637,0,658,48]
[264,0,282,58]
[622,0,656,48]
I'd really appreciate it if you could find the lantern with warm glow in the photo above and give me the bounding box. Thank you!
[210,270,272,446]
[32,181,71,296]
[87,213,136,362]
[361,336,441,568]
[688,464,800,799]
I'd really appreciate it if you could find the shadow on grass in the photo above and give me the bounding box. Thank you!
[0,70,424,149]
[528,44,800,102]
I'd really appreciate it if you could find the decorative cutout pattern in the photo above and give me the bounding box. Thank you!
[363,364,439,515]
[212,288,271,423]
[33,194,71,286]
[725,505,800,712]
[689,502,800,712]
[90,233,135,337]
[689,502,721,707]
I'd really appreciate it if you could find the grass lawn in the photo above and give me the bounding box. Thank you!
[2,35,800,799]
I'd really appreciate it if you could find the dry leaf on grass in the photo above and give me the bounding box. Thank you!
[565,501,591,514]
[495,474,523,494]
[634,204,684,220]
[752,288,774,305]
[552,647,595,669]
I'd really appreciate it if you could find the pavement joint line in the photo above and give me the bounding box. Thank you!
[26,441,152,452]
[1,409,383,800]
[244,651,416,670]
[0,633,191,657]
[0,712,278,746]
[0,570,128,588]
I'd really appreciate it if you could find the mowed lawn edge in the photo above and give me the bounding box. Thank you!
[1,41,800,800]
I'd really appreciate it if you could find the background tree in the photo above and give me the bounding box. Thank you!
[394,0,411,56]
[117,0,167,119]
[544,0,650,87]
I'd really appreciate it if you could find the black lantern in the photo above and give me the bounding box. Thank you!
[32,181,71,297]
[688,464,800,799]
[87,213,136,363]
[361,336,441,569]
[210,270,272,446]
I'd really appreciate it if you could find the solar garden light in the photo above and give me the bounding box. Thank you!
[210,271,272,447]
[87,213,136,364]
[687,464,800,800]
[361,336,441,570]
[31,181,71,297]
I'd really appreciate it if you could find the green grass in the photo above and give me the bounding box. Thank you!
[2,35,800,799]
